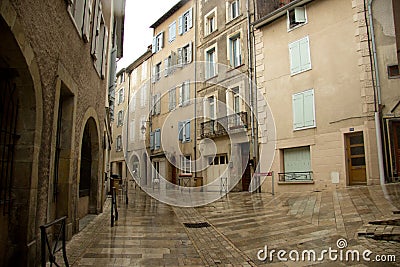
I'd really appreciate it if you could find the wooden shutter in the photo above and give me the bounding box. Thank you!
[226,90,233,115]
[156,93,161,115]
[177,47,183,66]
[150,132,154,150]
[178,15,183,35]
[292,93,304,129]
[187,42,192,63]
[299,36,311,71]
[155,129,161,149]
[152,37,157,53]
[188,8,193,29]
[294,7,306,23]
[179,85,183,106]
[178,122,184,141]
[91,0,101,57]
[284,147,311,172]
[82,0,92,42]
[289,40,301,74]
[101,26,108,79]
[303,90,315,127]
[185,121,191,142]
[184,81,190,104]
[164,58,169,76]
[159,32,164,49]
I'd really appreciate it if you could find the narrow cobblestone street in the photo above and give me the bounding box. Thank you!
[60,184,400,266]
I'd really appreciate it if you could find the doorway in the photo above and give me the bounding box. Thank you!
[392,122,400,177]
[346,132,367,185]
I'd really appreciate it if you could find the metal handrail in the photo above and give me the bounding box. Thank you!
[200,111,248,137]
[40,216,69,267]
[278,171,313,182]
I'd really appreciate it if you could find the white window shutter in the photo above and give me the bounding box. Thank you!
[82,0,92,42]
[187,42,192,63]
[164,58,169,77]
[303,90,315,127]
[177,48,183,66]
[179,85,183,106]
[188,8,193,29]
[159,32,164,49]
[101,26,108,79]
[75,0,85,33]
[226,2,230,21]
[178,15,183,35]
[289,40,301,74]
[156,93,161,114]
[295,7,306,23]
[90,0,99,55]
[91,1,102,57]
[185,121,191,142]
[292,93,305,129]
[152,37,157,53]
[151,66,156,83]
[184,82,190,104]
[299,37,311,71]
[178,122,183,141]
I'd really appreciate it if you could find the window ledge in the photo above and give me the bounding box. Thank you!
[205,74,218,82]
[227,63,245,72]
[226,14,244,26]
[293,125,316,131]
[278,180,314,185]
[290,67,312,77]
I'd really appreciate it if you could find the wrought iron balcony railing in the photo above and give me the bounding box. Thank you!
[278,171,313,182]
[200,112,248,138]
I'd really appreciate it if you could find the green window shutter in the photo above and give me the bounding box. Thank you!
[185,121,191,142]
[150,132,154,150]
[292,93,304,129]
[303,90,315,127]
[178,122,184,141]
[155,129,161,149]
[289,40,301,74]
[284,147,311,172]
[299,36,311,71]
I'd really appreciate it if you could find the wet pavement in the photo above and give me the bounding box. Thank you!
[58,183,400,266]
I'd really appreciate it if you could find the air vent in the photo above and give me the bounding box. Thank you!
[183,222,211,228]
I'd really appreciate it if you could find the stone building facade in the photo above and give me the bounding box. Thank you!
[0,0,124,265]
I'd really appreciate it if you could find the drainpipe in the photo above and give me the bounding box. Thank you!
[368,0,385,185]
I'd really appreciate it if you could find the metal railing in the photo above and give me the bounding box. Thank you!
[200,111,248,138]
[278,171,313,182]
[40,216,69,267]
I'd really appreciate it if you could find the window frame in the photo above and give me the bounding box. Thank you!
[117,110,124,127]
[287,6,307,31]
[180,155,192,174]
[116,135,122,151]
[205,45,217,79]
[226,0,240,22]
[204,8,217,36]
[228,33,242,68]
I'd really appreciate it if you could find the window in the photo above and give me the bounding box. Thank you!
[141,60,148,81]
[205,8,217,35]
[152,93,161,115]
[169,87,176,111]
[150,129,161,150]
[68,0,92,42]
[118,88,124,104]
[90,1,108,78]
[152,62,161,82]
[227,0,240,21]
[289,36,311,75]
[229,34,242,67]
[179,81,190,106]
[388,65,400,78]
[282,146,312,181]
[205,47,216,79]
[179,43,192,65]
[169,21,176,42]
[152,32,164,53]
[180,155,192,174]
[129,120,135,142]
[179,8,193,35]
[116,135,122,151]
[119,72,125,84]
[204,96,216,120]
[117,110,124,126]
[164,56,171,76]
[152,161,160,180]
[140,84,147,107]
[131,69,137,86]
[178,120,191,142]
[287,6,307,30]
[226,86,243,115]
[208,154,228,165]
[292,89,315,130]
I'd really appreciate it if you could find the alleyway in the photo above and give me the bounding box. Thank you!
[60,184,400,266]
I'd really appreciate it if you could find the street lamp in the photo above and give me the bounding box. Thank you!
[140,124,146,134]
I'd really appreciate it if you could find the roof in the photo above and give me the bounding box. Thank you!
[253,0,314,29]
[150,0,190,29]
[126,46,153,73]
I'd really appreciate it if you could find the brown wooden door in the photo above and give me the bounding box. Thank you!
[393,122,400,177]
[346,132,367,185]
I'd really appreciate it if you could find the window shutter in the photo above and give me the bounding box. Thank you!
[82,0,92,42]
[178,122,183,141]
[150,132,154,150]
[152,37,157,53]
[184,81,190,104]
[179,85,183,106]
[289,40,301,74]
[159,32,164,49]
[91,0,102,57]
[294,7,306,23]
[292,93,304,129]
[303,90,315,127]
[185,121,191,142]
[226,90,233,115]
[101,26,108,79]
[188,8,193,29]
[178,15,183,35]
[187,42,192,63]
[177,48,183,66]
[129,120,135,142]
[164,58,169,77]
[151,66,156,83]
[75,0,86,33]
[156,93,161,115]
[226,2,230,21]
[155,129,161,149]
[299,36,311,71]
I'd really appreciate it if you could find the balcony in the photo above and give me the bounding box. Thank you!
[200,112,248,138]
[278,171,313,183]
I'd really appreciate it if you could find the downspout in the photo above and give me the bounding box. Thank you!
[193,1,197,179]
[367,0,385,184]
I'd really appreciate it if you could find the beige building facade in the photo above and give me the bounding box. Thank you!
[0,0,124,265]
[254,0,400,192]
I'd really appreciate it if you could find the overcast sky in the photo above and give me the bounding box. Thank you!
[116,0,180,71]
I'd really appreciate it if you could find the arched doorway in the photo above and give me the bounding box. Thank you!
[0,16,41,266]
[78,117,99,220]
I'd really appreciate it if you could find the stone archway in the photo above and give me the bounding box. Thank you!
[0,14,43,266]
[78,117,99,220]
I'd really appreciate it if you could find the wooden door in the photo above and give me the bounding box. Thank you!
[346,132,367,185]
[393,122,400,177]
